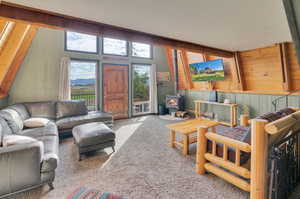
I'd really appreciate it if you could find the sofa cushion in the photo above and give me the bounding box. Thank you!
[0,124,2,147]
[56,111,113,130]
[0,109,23,133]
[7,104,30,121]
[24,118,50,128]
[0,117,13,136]
[20,121,58,138]
[56,100,88,119]
[24,101,56,120]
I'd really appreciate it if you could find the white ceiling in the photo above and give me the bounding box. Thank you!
[5,0,292,51]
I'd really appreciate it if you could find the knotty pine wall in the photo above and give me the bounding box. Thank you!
[178,42,300,94]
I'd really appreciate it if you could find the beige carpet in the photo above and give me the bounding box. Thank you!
[12,116,253,199]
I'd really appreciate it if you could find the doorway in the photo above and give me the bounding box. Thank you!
[103,64,129,119]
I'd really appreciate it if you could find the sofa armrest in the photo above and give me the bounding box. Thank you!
[0,142,43,196]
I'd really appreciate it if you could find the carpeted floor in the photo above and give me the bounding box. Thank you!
[11,116,255,199]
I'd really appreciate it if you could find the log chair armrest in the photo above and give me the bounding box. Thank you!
[206,132,251,153]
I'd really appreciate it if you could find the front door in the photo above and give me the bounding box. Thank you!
[103,64,129,119]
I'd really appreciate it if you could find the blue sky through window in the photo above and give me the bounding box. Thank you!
[66,32,97,53]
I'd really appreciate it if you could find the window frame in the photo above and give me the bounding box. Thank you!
[65,31,99,54]
[102,37,129,57]
[70,58,99,111]
[131,42,153,59]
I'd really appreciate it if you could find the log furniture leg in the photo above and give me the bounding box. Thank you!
[250,119,268,199]
[196,126,208,174]
[170,130,175,148]
[183,134,189,155]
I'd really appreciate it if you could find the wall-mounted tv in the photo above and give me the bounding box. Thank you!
[189,59,225,81]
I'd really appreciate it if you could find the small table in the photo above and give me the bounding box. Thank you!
[166,118,219,155]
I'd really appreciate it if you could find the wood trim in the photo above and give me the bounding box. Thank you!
[180,50,194,89]
[164,47,175,80]
[279,43,292,91]
[0,1,234,57]
[233,52,245,90]
[0,26,38,97]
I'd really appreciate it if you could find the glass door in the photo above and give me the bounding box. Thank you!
[132,64,151,115]
[70,59,97,111]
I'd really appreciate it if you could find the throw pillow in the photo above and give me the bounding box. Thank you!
[0,109,23,133]
[24,118,50,128]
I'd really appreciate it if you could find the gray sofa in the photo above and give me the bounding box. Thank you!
[0,100,113,198]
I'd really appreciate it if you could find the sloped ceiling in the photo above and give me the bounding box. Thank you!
[4,0,292,51]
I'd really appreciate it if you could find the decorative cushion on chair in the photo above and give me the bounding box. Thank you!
[207,126,251,165]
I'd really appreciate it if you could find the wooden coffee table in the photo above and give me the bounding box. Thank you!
[166,118,219,155]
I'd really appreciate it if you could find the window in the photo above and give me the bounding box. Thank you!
[65,32,98,53]
[70,60,97,111]
[103,37,128,56]
[132,42,152,58]
[132,64,151,115]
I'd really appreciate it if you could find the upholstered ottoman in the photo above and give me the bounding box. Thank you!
[72,122,115,161]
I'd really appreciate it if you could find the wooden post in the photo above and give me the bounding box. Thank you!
[241,114,250,126]
[182,134,189,155]
[250,119,268,199]
[196,126,208,174]
[170,130,175,148]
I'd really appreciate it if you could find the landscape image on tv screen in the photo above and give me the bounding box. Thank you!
[189,59,225,81]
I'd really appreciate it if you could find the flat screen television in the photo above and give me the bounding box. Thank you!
[189,59,225,81]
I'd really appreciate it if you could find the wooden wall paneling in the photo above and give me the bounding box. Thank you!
[0,23,30,88]
[239,45,283,92]
[278,43,292,91]
[0,26,37,97]
[164,47,175,80]
[179,50,194,89]
[0,1,234,58]
[286,43,300,90]
[233,52,245,90]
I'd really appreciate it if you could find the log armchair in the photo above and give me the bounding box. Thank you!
[195,108,300,199]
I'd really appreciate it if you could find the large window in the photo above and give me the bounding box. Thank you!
[132,42,152,58]
[132,64,151,115]
[65,32,98,53]
[103,37,128,56]
[70,60,97,111]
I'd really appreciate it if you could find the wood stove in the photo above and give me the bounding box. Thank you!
[165,95,184,112]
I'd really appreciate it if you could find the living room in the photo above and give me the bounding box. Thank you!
[1,0,300,199]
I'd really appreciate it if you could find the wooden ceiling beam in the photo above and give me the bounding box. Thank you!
[0,26,37,97]
[0,21,15,53]
[164,47,175,81]
[278,43,292,91]
[233,52,245,91]
[0,1,234,58]
[0,23,30,87]
[179,50,194,89]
